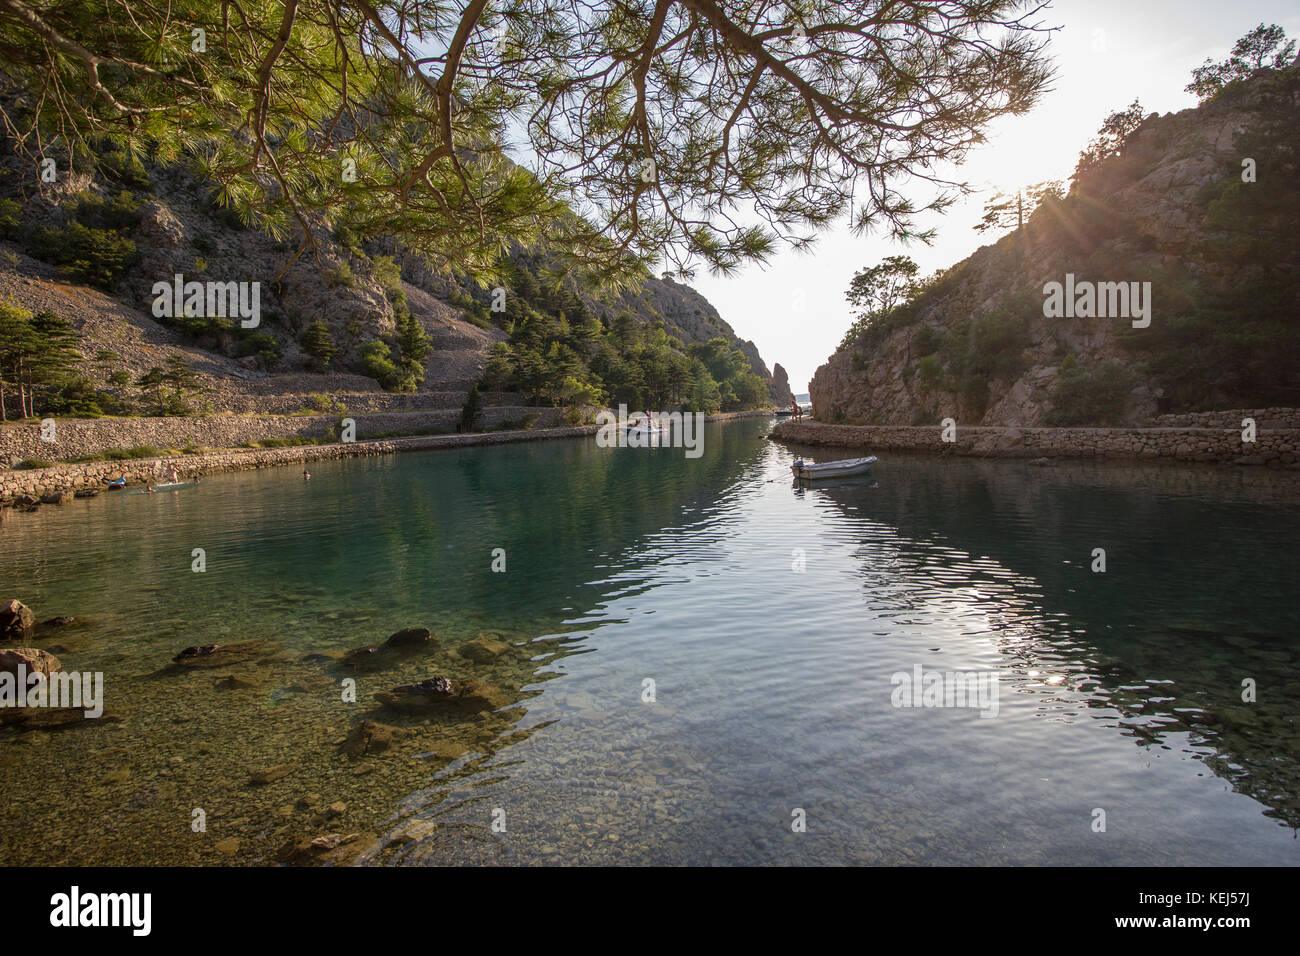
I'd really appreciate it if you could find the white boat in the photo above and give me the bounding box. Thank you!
[625,419,664,437]
[791,456,877,480]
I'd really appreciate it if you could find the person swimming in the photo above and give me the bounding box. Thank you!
[303,469,311,480]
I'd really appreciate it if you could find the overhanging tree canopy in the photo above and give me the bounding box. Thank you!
[0,0,1054,283]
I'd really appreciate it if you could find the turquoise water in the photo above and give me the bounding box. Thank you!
[1,417,1298,865]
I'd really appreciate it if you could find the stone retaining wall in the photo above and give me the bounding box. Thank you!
[1150,407,1300,429]
[189,390,526,415]
[0,406,576,463]
[771,420,1300,467]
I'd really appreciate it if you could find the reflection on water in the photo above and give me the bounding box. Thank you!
[0,418,1297,865]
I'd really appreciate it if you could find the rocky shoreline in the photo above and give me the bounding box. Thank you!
[1,409,774,506]
[770,419,1300,468]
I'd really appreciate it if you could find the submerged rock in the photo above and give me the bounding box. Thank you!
[248,763,297,785]
[341,627,439,668]
[385,626,436,648]
[0,649,105,729]
[301,651,341,664]
[341,644,385,666]
[276,831,376,866]
[1,600,35,642]
[0,646,60,676]
[458,634,511,663]
[214,672,265,691]
[338,719,410,756]
[375,676,510,714]
[171,640,273,668]
[390,819,436,845]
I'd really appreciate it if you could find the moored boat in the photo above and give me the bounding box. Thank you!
[791,456,877,480]
[625,418,664,438]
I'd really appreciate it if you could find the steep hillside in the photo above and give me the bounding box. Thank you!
[811,64,1300,426]
[0,138,784,415]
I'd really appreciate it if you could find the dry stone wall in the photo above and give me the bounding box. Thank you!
[772,420,1300,467]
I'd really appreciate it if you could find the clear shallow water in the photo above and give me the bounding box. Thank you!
[1,417,1298,865]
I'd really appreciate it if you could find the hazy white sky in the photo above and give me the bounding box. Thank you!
[688,0,1300,393]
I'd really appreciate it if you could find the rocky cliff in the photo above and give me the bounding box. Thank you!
[0,140,785,405]
[811,64,1300,427]
[770,363,796,406]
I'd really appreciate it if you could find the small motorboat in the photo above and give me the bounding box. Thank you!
[625,418,664,438]
[791,456,877,480]
[106,478,127,490]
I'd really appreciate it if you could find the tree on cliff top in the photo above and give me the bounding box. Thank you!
[846,256,921,320]
[974,180,1062,235]
[1185,23,1296,103]
[1072,99,1147,184]
[0,0,1053,284]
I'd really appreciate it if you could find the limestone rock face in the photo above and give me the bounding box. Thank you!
[771,363,796,406]
[0,134,783,405]
[810,68,1296,427]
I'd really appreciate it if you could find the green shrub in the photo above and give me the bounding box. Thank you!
[26,221,138,289]
[301,321,338,370]
[237,332,281,366]
[457,383,483,433]
[72,445,168,462]
[1045,357,1131,425]
[42,377,122,417]
[917,354,944,389]
[0,198,22,239]
[308,393,347,415]
[327,261,356,288]
[913,325,943,356]
[359,339,400,389]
